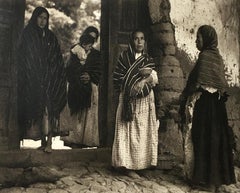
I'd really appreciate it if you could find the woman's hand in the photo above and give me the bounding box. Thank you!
[130,79,147,97]
[144,75,154,86]
[80,72,90,84]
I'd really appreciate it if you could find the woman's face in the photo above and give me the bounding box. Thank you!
[82,43,93,52]
[89,32,97,42]
[37,12,48,29]
[133,32,145,53]
[196,31,203,51]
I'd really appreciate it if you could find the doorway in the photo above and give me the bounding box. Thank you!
[20,0,103,150]
[0,0,152,150]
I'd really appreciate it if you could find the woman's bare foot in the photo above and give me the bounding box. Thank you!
[43,133,52,153]
[37,138,47,150]
[44,145,52,153]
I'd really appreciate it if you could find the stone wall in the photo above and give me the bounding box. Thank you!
[226,87,240,166]
[148,0,184,160]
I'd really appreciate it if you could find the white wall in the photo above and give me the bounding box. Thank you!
[170,0,239,86]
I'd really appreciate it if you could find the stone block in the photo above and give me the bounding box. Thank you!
[164,45,176,55]
[0,167,23,187]
[0,148,112,169]
[156,91,181,105]
[151,22,173,33]
[161,55,181,66]
[0,150,32,168]
[157,154,175,170]
[232,121,240,148]
[0,187,25,193]
[226,96,240,120]
[25,188,47,193]
[158,119,184,160]
[48,189,68,193]
[158,65,184,78]
[153,32,175,45]
[158,77,184,91]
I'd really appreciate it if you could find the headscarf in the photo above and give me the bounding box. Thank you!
[82,26,99,41]
[113,30,155,121]
[29,6,49,30]
[183,25,228,96]
[198,25,218,50]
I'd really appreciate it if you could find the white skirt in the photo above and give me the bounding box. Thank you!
[61,83,99,146]
[112,91,159,170]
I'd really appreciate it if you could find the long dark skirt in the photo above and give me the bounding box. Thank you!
[191,90,236,186]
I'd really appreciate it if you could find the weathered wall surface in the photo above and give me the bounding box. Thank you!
[148,0,185,160]
[169,0,240,165]
[170,0,239,86]
[148,0,240,162]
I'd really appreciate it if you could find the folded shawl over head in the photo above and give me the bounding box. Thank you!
[113,41,155,122]
[17,7,67,139]
[66,46,102,115]
[183,25,228,97]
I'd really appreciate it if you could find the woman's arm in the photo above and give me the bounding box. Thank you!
[130,70,158,97]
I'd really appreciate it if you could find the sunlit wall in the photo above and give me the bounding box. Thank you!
[170,0,239,86]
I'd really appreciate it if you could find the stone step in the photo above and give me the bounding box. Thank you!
[0,148,176,170]
[0,148,112,168]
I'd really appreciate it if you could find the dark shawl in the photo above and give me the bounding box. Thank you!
[180,25,228,124]
[67,47,102,115]
[113,43,155,121]
[183,25,228,97]
[17,7,67,138]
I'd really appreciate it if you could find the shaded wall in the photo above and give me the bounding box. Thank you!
[0,0,25,150]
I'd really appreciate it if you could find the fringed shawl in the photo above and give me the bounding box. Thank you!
[67,47,102,115]
[184,25,228,96]
[113,44,155,121]
[17,20,67,138]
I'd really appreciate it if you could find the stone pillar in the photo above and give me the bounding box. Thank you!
[148,0,184,161]
[0,0,25,150]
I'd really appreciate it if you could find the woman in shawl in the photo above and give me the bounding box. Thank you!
[180,25,235,190]
[112,29,159,176]
[62,27,102,148]
[17,7,67,153]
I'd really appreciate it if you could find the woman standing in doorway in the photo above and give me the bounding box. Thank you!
[112,29,159,176]
[62,26,102,148]
[17,7,67,153]
[180,25,236,191]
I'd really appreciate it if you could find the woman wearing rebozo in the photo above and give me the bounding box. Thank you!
[180,25,236,191]
[61,26,102,148]
[17,7,67,153]
[112,29,159,175]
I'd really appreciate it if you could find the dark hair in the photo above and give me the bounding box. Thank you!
[79,34,95,46]
[130,29,147,39]
[130,29,147,43]
[29,6,49,29]
[83,26,99,41]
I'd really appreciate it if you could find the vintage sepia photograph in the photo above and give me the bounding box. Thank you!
[0,0,239,192]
